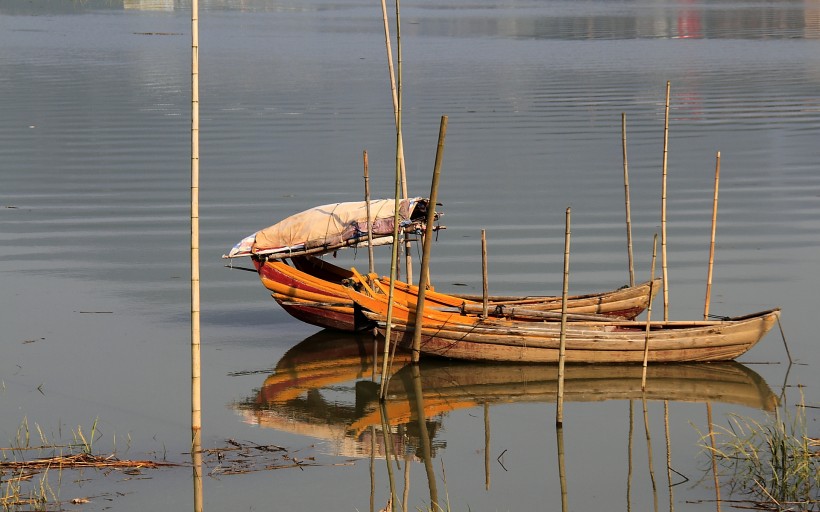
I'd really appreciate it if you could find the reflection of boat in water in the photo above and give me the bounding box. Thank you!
[233,332,778,457]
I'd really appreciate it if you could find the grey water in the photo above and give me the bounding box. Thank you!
[1,0,819,509]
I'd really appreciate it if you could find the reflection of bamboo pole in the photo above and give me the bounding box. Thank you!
[410,116,447,363]
[192,430,203,512]
[190,0,202,484]
[661,81,671,321]
[370,425,376,512]
[706,403,722,512]
[664,401,674,512]
[484,402,491,491]
[622,113,635,287]
[642,234,658,390]
[364,150,376,276]
[481,230,489,319]
[557,426,569,512]
[379,402,398,508]
[379,0,412,282]
[704,151,720,320]
[410,364,440,510]
[627,400,634,512]
[556,207,571,426]
[642,397,660,512]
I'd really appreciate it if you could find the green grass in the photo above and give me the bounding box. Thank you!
[698,401,819,511]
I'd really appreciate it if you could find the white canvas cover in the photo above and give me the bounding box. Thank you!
[225,198,427,258]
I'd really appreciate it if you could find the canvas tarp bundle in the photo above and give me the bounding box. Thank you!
[225,198,427,259]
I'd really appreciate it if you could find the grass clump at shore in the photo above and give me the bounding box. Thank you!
[1,417,174,511]
[699,402,819,511]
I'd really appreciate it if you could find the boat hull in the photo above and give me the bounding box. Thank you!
[374,309,780,363]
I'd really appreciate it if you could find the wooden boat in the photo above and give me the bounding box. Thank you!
[347,284,781,363]
[225,198,658,331]
[255,256,660,331]
[233,332,777,457]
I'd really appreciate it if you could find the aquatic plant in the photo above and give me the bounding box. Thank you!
[698,402,819,511]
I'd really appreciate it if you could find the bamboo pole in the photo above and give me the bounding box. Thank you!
[411,115,447,363]
[642,234,658,390]
[379,0,412,282]
[190,0,202,476]
[556,207,571,427]
[379,172,403,398]
[481,229,489,319]
[661,81,671,321]
[622,113,635,287]
[704,151,720,320]
[364,150,376,276]
[190,1,202,510]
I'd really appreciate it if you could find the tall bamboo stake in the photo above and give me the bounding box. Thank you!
[622,113,635,287]
[661,81,671,321]
[364,150,376,276]
[704,151,720,320]
[379,0,412,282]
[556,207,571,427]
[481,230,489,319]
[379,169,403,398]
[190,0,202,467]
[642,234,658,390]
[190,1,202,510]
[411,115,447,363]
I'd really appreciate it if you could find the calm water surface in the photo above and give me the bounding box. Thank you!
[1,0,819,510]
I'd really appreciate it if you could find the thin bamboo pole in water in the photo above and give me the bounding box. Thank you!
[556,207,571,426]
[660,81,671,321]
[411,115,447,363]
[704,151,720,320]
[364,150,375,276]
[379,0,412,282]
[622,113,635,287]
[642,234,658,390]
[481,230,489,319]
[190,0,202,510]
